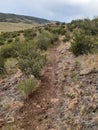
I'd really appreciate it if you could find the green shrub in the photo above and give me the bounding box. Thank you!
[0,43,19,58]
[18,56,46,78]
[44,27,49,31]
[18,43,46,78]
[7,38,13,43]
[0,41,4,46]
[50,35,58,44]
[71,30,94,56]
[51,28,60,34]
[0,56,5,74]
[56,22,61,25]
[11,33,17,38]
[23,29,36,40]
[63,31,71,42]
[36,32,58,50]
[33,33,37,37]
[15,37,19,42]
[59,26,66,35]
[17,78,37,98]
[64,29,71,42]
[37,37,51,51]
[67,18,98,36]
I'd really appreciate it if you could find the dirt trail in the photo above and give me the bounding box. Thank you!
[12,41,68,130]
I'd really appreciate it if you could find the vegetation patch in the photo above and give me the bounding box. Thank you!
[17,78,37,98]
[0,56,5,74]
[71,29,95,56]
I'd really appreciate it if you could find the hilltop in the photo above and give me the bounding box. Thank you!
[0,12,50,24]
[0,12,50,32]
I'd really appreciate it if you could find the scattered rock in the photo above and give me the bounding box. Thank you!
[36,105,41,108]
[55,71,59,75]
[93,116,98,122]
[0,69,24,128]
[51,98,59,103]
[9,101,24,110]
[60,50,65,54]
[67,98,78,110]
[7,117,14,124]
[80,68,92,75]
[80,68,98,76]
[74,87,83,95]
[35,126,40,130]
[88,103,97,110]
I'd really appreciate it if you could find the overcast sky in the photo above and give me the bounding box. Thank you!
[0,0,98,22]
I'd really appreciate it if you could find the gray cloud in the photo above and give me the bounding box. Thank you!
[0,0,98,22]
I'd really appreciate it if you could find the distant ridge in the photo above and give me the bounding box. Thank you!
[0,12,50,24]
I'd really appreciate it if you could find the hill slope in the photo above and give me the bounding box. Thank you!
[0,22,36,32]
[0,12,50,24]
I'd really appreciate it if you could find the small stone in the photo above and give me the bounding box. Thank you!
[43,98,45,101]
[51,98,59,103]
[35,126,40,130]
[67,98,78,110]
[17,116,22,120]
[80,68,91,75]
[55,71,59,75]
[7,117,14,124]
[9,101,24,110]
[61,50,65,54]
[36,105,41,108]
[93,116,98,122]
[88,103,97,110]
[80,68,97,75]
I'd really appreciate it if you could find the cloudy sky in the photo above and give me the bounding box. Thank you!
[0,0,98,22]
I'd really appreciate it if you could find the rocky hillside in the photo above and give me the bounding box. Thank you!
[1,38,98,130]
[0,18,98,130]
[0,13,50,24]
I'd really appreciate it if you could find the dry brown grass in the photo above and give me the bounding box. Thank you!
[0,22,37,32]
[76,54,98,70]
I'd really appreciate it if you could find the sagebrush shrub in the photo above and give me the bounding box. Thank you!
[18,43,46,78]
[0,43,19,58]
[17,78,37,98]
[71,30,94,56]
[37,37,51,51]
